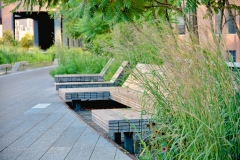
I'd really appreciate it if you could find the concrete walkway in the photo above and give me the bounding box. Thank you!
[0,67,132,160]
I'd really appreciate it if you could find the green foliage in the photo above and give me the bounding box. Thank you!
[0,30,19,46]
[106,22,164,67]
[3,0,240,39]
[48,46,110,77]
[59,0,181,41]
[103,60,123,81]
[109,21,240,159]
[45,45,57,61]
[0,45,53,64]
[185,0,240,13]
[20,33,34,48]
[84,33,112,55]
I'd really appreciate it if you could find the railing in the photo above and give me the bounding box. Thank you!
[177,25,185,35]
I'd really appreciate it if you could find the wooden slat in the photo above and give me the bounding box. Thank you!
[92,109,149,122]
[92,115,148,128]
[55,61,129,89]
[92,117,149,133]
[99,58,114,76]
[0,64,12,69]
[55,58,115,82]
[92,109,150,132]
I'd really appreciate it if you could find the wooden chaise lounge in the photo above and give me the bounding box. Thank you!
[0,64,12,73]
[54,61,129,90]
[58,64,155,153]
[55,57,114,83]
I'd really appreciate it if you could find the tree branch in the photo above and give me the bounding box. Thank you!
[145,0,183,13]
[225,0,240,39]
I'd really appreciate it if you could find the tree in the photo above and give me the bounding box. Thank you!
[3,0,239,40]
[2,0,185,40]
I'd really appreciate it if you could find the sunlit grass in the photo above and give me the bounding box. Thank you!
[48,45,119,79]
[0,45,53,64]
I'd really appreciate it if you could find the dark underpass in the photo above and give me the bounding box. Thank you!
[13,12,54,50]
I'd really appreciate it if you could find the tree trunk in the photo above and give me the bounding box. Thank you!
[219,0,225,34]
[181,2,199,43]
[192,10,199,43]
[207,7,214,33]
[225,0,240,39]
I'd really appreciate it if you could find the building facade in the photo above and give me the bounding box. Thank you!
[0,2,61,50]
[15,18,34,41]
[176,4,240,63]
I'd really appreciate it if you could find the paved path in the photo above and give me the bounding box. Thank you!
[0,67,132,160]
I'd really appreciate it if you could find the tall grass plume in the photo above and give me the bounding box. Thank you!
[109,21,239,159]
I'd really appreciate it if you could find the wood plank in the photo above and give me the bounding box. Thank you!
[92,115,148,127]
[0,64,12,69]
[92,116,149,133]
[99,58,115,76]
[92,116,149,132]
[92,109,148,122]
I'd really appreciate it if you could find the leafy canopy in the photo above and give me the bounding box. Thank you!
[3,0,239,40]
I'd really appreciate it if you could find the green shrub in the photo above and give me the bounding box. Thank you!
[20,33,33,48]
[0,30,19,46]
[49,46,111,77]
[84,33,113,56]
[46,45,57,61]
[0,45,53,64]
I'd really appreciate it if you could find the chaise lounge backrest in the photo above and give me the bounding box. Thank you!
[54,61,130,90]
[99,58,115,76]
[54,58,114,83]
[109,61,129,85]
[122,63,155,92]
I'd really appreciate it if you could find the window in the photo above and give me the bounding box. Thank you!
[215,11,222,34]
[226,10,236,34]
[177,16,185,35]
[15,21,19,27]
[227,50,236,62]
[29,20,33,27]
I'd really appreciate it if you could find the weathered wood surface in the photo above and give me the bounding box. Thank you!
[92,109,150,133]
[54,61,129,90]
[58,64,155,111]
[59,87,114,101]
[99,57,115,76]
[56,82,116,90]
[0,64,12,70]
[58,64,158,135]
[110,89,142,110]
[55,58,114,83]
[58,86,143,110]
[53,58,58,65]
[55,74,104,83]
[58,64,154,109]
[12,61,28,72]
